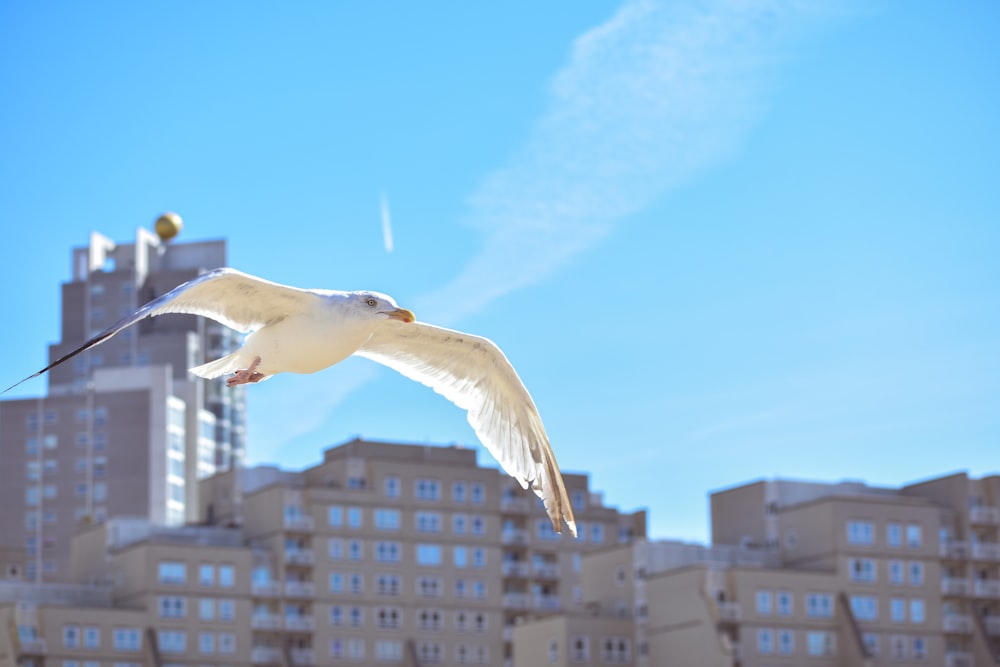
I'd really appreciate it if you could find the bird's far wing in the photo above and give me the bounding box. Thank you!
[356,321,576,536]
[0,268,316,396]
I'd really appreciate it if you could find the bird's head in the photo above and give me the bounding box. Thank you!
[350,291,415,323]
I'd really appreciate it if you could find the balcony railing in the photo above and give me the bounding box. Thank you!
[502,592,530,609]
[284,615,316,632]
[284,549,316,566]
[984,616,1000,636]
[941,577,972,596]
[251,582,281,598]
[18,639,47,655]
[533,563,561,579]
[501,497,531,513]
[284,581,316,598]
[501,529,528,545]
[973,578,1000,597]
[717,601,742,622]
[534,594,561,610]
[942,614,974,634]
[971,542,1000,561]
[970,505,1000,525]
[502,562,531,578]
[251,646,282,665]
[284,515,315,532]
[251,613,283,630]
[940,540,970,559]
[291,648,317,666]
[944,651,974,667]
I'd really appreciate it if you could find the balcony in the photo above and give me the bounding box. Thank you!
[502,592,531,609]
[533,563,561,579]
[534,594,561,610]
[252,582,282,598]
[717,601,742,622]
[251,646,283,665]
[285,581,316,598]
[251,613,283,630]
[501,529,528,545]
[971,542,1000,561]
[944,651,974,667]
[502,562,531,578]
[941,577,972,596]
[942,614,974,634]
[284,549,316,566]
[291,648,317,666]
[18,639,47,655]
[940,540,970,559]
[970,505,1000,525]
[501,497,531,513]
[985,616,1000,636]
[284,615,317,632]
[974,579,1000,597]
[284,515,315,532]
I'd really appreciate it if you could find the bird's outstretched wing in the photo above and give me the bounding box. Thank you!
[356,320,577,536]
[1,268,316,395]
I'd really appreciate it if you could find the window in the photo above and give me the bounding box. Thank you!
[777,629,794,655]
[805,593,833,618]
[537,519,561,541]
[375,640,403,661]
[891,598,906,622]
[218,599,234,620]
[158,595,186,618]
[347,506,362,528]
[862,633,880,657]
[83,626,99,649]
[374,509,400,530]
[350,573,363,594]
[910,598,925,624]
[376,607,402,629]
[453,514,467,534]
[473,580,487,599]
[376,573,401,596]
[906,523,923,548]
[590,523,604,543]
[330,606,343,626]
[418,608,443,630]
[63,625,80,648]
[548,638,559,663]
[375,541,400,563]
[328,538,343,560]
[471,483,484,504]
[776,590,793,616]
[850,595,878,621]
[418,576,443,598]
[891,635,907,659]
[328,505,343,527]
[756,590,773,615]
[909,561,924,586]
[472,515,485,536]
[472,548,486,569]
[757,629,773,654]
[454,546,467,568]
[218,632,234,655]
[330,572,343,593]
[348,638,365,660]
[198,632,214,655]
[199,563,214,586]
[218,564,234,587]
[912,636,927,660]
[112,628,141,651]
[601,637,630,663]
[384,475,400,498]
[848,557,877,583]
[416,479,441,501]
[157,630,187,653]
[847,520,875,545]
[889,559,905,585]
[570,635,590,662]
[416,512,442,533]
[417,544,442,566]
[158,561,186,584]
[453,482,466,502]
[806,631,834,656]
[349,540,363,560]
[199,599,214,620]
[887,522,902,547]
[350,606,363,626]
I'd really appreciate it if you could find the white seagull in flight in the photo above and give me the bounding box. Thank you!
[2,268,576,536]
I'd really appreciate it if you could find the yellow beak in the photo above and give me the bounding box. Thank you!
[387,307,415,323]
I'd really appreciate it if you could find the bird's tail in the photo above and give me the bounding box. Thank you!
[189,352,242,379]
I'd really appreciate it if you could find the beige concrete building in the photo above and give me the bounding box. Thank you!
[514,472,1000,667]
[0,438,645,666]
[0,226,246,582]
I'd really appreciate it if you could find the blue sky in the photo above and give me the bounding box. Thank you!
[2,1,997,543]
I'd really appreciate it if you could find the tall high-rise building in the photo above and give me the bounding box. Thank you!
[514,471,1000,667]
[0,224,247,582]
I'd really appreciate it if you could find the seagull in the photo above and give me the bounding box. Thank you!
[2,268,576,536]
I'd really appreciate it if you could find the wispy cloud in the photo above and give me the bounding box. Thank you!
[417,0,832,324]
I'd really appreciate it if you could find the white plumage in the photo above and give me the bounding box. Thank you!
[3,268,576,536]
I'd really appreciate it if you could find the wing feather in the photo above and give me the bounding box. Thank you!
[1,268,316,395]
[356,321,576,536]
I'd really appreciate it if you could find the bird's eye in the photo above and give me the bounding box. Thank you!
[366,298,377,307]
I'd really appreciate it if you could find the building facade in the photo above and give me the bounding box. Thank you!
[0,227,246,583]
[1,438,645,666]
[515,472,1000,667]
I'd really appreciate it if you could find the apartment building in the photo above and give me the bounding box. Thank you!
[0,224,246,582]
[0,438,645,666]
[514,471,1000,667]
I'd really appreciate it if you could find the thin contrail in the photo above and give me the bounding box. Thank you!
[380,191,394,253]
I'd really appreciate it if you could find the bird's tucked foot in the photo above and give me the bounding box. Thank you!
[226,356,265,387]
